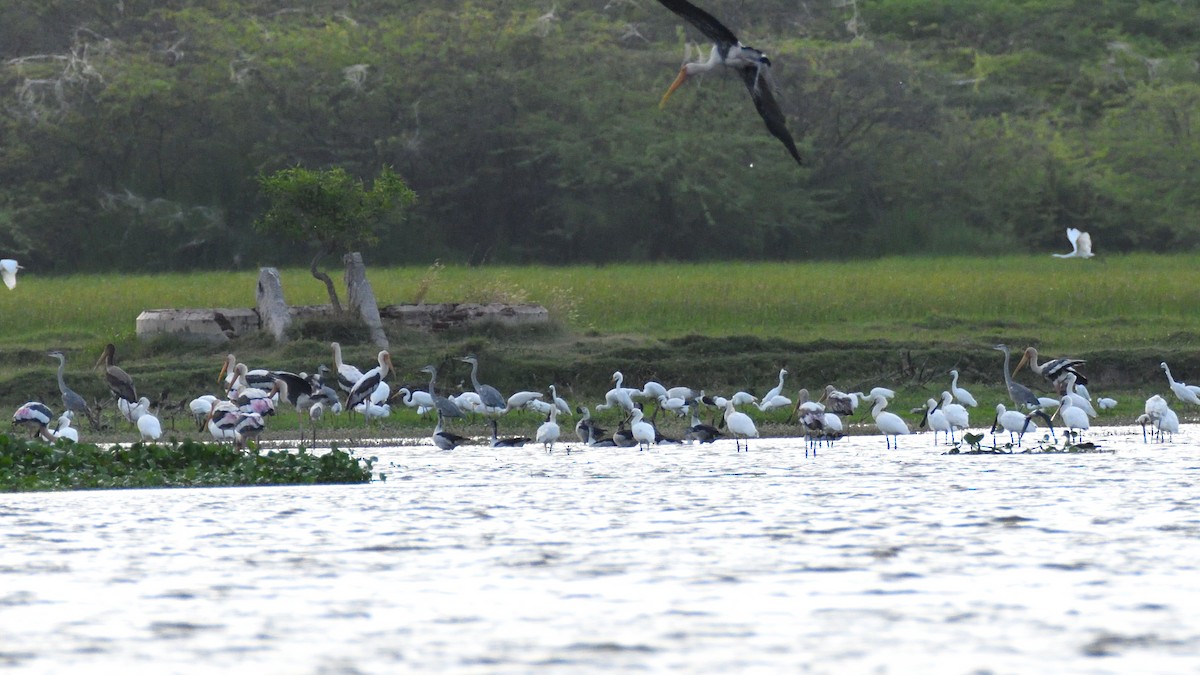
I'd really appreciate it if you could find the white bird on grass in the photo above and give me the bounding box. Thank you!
[52,411,79,443]
[949,369,978,407]
[137,410,163,441]
[1,259,22,289]
[1160,362,1200,406]
[1051,227,1095,258]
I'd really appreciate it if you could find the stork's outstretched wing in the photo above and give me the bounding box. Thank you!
[740,67,803,166]
[657,0,739,48]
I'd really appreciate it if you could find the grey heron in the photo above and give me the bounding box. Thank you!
[419,364,466,421]
[459,355,506,413]
[48,351,97,429]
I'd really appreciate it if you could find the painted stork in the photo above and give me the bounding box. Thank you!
[655,0,804,167]
[12,401,54,440]
[1013,346,1087,395]
[993,344,1044,410]
[94,343,137,405]
[331,341,365,394]
[345,351,393,413]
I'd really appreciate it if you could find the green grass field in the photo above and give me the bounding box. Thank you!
[2,254,1197,350]
[0,255,1197,439]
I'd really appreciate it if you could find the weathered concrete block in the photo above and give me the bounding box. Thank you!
[136,308,260,344]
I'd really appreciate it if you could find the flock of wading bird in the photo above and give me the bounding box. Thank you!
[7,340,1194,453]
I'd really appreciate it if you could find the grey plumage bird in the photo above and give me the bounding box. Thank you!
[459,355,506,412]
[48,351,99,430]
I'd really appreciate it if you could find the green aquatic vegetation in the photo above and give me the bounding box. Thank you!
[0,434,373,492]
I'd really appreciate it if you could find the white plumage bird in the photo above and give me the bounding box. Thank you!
[722,400,758,452]
[1,259,22,289]
[949,369,978,407]
[1051,227,1095,258]
[870,394,910,449]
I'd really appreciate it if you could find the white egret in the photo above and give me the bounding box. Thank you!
[1160,362,1200,405]
[949,370,978,407]
[52,412,79,443]
[1051,227,1095,258]
[137,410,163,442]
[0,258,22,289]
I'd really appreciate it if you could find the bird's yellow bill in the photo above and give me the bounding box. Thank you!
[659,68,689,109]
[1050,407,1061,422]
[1011,353,1029,378]
[217,360,228,384]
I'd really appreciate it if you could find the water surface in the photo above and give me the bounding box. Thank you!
[2,426,1198,673]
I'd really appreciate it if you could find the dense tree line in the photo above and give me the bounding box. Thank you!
[2,0,1199,273]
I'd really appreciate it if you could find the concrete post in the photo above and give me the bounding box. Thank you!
[344,252,389,349]
[256,267,292,342]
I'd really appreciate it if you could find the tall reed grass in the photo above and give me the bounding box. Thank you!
[0,255,1195,351]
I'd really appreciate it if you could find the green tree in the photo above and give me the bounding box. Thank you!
[255,166,416,310]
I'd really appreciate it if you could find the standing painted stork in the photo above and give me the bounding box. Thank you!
[12,401,54,441]
[1,259,22,289]
[993,344,1045,410]
[95,343,137,405]
[331,341,365,394]
[1051,227,1095,258]
[459,355,507,414]
[218,354,274,393]
[47,351,98,429]
[655,0,804,167]
[1012,347,1087,395]
[345,351,393,413]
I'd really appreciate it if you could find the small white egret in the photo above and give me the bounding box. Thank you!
[949,370,977,407]
[1160,362,1200,405]
[1051,227,1095,258]
[0,259,21,289]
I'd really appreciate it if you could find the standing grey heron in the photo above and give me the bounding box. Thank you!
[48,351,98,429]
[459,355,506,413]
[419,364,466,421]
[655,0,804,167]
[993,344,1056,432]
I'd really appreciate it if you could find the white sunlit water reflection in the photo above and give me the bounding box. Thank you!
[2,424,1198,673]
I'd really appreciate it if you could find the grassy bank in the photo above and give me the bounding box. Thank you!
[0,255,1197,442]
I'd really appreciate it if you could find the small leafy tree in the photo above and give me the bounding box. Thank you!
[255,166,416,311]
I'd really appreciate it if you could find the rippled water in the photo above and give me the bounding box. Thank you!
[3,425,1199,673]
